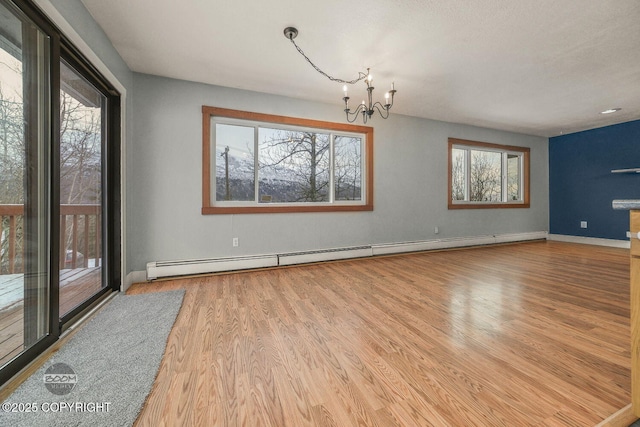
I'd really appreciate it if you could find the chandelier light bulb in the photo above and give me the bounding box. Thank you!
[342,75,397,123]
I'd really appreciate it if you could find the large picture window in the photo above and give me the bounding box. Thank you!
[448,138,530,209]
[202,107,373,214]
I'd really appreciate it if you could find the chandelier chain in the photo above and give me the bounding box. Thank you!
[283,27,396,123]
[287,37,367,85]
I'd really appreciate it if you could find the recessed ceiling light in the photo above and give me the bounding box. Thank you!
[600,108,621,114]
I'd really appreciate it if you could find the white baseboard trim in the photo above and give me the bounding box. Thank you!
[547,234,630,249]
[124,270,146,291]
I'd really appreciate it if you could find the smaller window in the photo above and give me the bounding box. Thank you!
[448,138,530,209]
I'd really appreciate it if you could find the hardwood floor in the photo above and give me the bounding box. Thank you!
[128,241,631,426]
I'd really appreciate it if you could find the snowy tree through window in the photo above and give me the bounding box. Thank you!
[448,138,530,209]
[203,107,373,214]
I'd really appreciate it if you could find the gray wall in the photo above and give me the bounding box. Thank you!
[129,73,549,272]
[37,0,551,276]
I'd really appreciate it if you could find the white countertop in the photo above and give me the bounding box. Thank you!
[612,199,640,210]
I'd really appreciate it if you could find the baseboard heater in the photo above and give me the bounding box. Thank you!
[145,231,547,280]
[278,246,373,266]
[146,254,278,280]
[371,231,547,256]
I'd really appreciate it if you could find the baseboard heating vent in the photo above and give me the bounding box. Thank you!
[494,231,547,244]
[372,231,547,256]
[146,254,278,280]
[372,239,446,256]
[146,232,548,280]
[278,246,373,266]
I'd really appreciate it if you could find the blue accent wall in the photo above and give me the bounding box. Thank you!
[549,119,640,240]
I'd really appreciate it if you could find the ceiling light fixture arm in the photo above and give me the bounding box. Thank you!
[284,26,397,124]
[284,27,367,85]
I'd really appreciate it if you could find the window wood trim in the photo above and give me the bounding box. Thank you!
[202,106,374,214]
[448,137,530,210]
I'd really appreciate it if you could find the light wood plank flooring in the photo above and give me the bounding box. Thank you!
[128,241,631,426]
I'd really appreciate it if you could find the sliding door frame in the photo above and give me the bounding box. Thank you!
[0,0,121,386]
[58,42,121,331]
[0,0,59,387]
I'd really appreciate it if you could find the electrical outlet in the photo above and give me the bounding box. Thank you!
[434,226,439,234]
[580,221,587,229]
[232,237,239,247]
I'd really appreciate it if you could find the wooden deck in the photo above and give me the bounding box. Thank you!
[0,267,102,366]
[129,241,631,426]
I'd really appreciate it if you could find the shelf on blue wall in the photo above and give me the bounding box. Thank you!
[611,168,640,174]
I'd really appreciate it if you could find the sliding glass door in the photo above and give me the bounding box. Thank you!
[0,0,51,367]
[0,0,120,385]
[58,60,106,319]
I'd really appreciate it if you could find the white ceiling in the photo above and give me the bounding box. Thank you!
[80,0,640,137]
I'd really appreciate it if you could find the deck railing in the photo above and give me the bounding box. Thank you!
[0,204,100,274]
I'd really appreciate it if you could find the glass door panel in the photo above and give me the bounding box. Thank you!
[0,1,51,367]
[58,60,105,318]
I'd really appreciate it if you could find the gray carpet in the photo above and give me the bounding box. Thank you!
[1,289,184,426]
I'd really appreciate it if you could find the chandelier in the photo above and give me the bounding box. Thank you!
[284,27,397,124]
